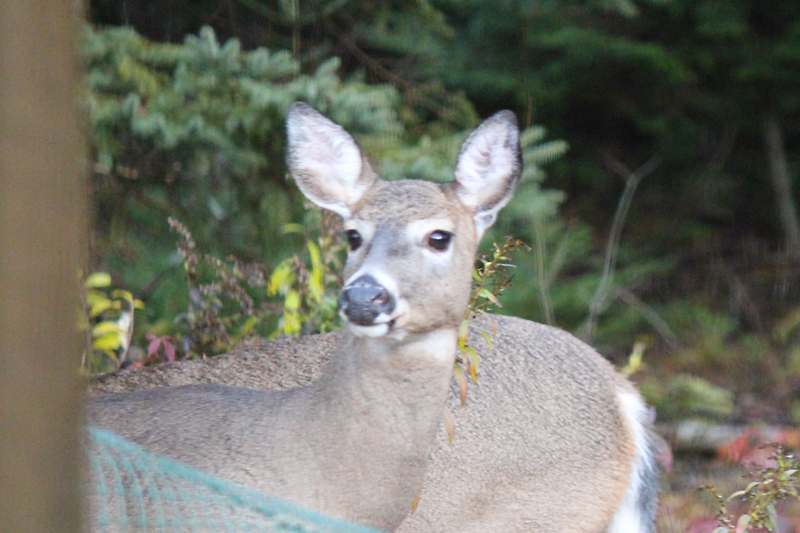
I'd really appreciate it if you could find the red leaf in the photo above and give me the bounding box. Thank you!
[164,341,176,362]
[453,365,468,407]
[147,338,161,358]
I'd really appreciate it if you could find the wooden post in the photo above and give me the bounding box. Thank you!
[0,2,87,533]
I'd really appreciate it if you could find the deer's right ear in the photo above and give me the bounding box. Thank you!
[286,102,376,218]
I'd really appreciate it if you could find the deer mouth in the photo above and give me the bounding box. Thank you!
[344,300,408,339]
[346,314,399,338]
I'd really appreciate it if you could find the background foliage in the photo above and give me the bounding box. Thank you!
[84,0,800,428]
[82,23,566,371]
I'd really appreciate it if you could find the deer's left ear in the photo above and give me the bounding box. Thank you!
[453,110,521,239]
[286,102,377,218]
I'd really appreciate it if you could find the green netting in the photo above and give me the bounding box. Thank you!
[86,427,380,533]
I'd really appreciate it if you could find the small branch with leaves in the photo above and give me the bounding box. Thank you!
[80,271,144,374]
[705,444,800,533]
[169,217,280,357]
[444,237,529,443]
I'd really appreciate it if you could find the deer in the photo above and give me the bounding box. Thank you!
[88,102,659,533]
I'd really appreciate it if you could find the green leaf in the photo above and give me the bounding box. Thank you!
[744,481,761,493]
[478,288,501,307]
[734,514,750,533]
[479,329,493,352]
[767,503,778,530]
[727,490,747,500]
[100,348,118,361]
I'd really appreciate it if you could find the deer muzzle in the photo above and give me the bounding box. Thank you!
[338,274,396,326]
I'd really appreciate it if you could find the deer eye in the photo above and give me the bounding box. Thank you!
[428,230,453,251]
[345,229,362,251]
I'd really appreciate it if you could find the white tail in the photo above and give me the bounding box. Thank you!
[88,103,659,532]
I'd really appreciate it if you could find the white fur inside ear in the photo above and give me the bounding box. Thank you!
[455,122,516,209]
[454,111,520,239]
[287,104,372,217]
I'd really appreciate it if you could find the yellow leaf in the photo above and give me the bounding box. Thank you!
[85,272,112,288]
[457,319,469,351]
[92,321,124,337]
[442,406,455,444]
[308,279,323,305]
[235,316,259,339]
[621,341,647,377]
[89,299,113,317]
[93,332,122,351]
[111,289,133,301]
[285,290,301,311]
[463,346,479,381]
[283,311,301,335]
[411,484,423,514]
[467,360,477,383]
[308,253,324,304]
[268,262,295,295]
[282,223,305,234]
[85,289,106,306]
[307,240,322,272]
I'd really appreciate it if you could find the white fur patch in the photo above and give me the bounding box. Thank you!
[607,388,655,533]
[348,322,391,338]
[402,329,457,364]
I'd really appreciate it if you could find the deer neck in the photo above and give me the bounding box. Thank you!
[286,327,456,529]
[314,326,457,440]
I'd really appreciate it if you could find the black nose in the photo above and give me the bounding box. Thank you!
[338,275,396,326]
